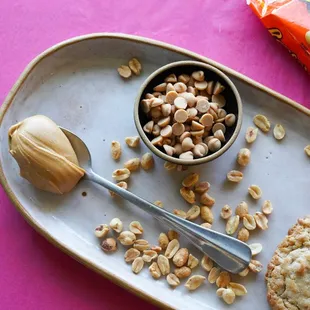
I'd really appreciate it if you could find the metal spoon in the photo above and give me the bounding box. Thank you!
[61,127,251,273]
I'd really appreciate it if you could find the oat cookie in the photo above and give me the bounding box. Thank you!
[266,216,310,310]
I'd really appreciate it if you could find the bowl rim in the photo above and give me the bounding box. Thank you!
[134,60,243,165]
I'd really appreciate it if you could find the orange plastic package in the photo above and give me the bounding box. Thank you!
[248,0,310,72]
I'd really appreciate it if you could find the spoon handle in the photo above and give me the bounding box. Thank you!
[86,171,251,273]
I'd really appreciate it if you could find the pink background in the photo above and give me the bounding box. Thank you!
[0,1,309,309]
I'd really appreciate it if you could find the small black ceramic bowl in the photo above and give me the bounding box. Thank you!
[134,61,242,166]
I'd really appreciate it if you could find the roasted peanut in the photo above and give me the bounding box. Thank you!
[227,170,243,183]
[226,215,240,235]
[111,141,121,160]
[201,206,213,223]
[245,126,258,143]
[94,224,109,238]
[112,168,130,181]
[128,58,142,75]
[248,185,262,199]
[220,205,232,220]
[237,148,251,166]
[141,153,154,170]
[125,136,140,148]
[118,65,131,78]
[109,218,123,233]
[253,114,270,132]
[237,227,250,242]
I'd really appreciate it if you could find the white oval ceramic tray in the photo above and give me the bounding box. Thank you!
[1,34,310,310]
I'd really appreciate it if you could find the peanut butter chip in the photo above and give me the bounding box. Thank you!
[174,97,187,110]
[196,99,210,113]
[174,109,188,123]
[172,123,185,136]
[166,91,179,104]
[200,113,213,127]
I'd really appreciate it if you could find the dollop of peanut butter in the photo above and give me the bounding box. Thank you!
[8,115,85,194]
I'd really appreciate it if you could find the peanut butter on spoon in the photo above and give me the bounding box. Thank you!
[8,115,85,194]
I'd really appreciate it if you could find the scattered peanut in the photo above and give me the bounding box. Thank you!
[164,161,177,171]
[237,227,250,242]
[216,288,225,297]
[237,148,251,166]
[226,215,240,235]
[227,170,243,183]
[305,145,310,157]
[173,248,189,267]
[142,250,158,263]
[166,273,180,288]
[111,141,121,160]
[186,205,201,221]
[201,206,214,223]
[167,230,179,241]
[133,239,150,251]
[228,282,247,296]
[220,205,232,220]
[194,181,210,194]
[187,254,199,269]
[109,218,123,233]
[118,231,136,245]
[132,257,144,274]
[173,209,187,219]
[185,275,206,291]
[208,267,221,284]
[129,221,144,235]
[125,136,140,148]
[249,259,263,273]
[150,245,162,253]
[235,201,248,218]
[201,255,213,272]
[141,153,154,170]
[238,268,249,277]
[128,58,142,75]
[222,288,236,304]
[180,187,196,204]
[124,158,140,171]
[182,173,199,187]
[154,200,163,208]
[149,262,161,279]
[254,212,268,230]
[200,192,215,207]
[216,271,231,288]
[273,124,285,140]
[245,126,258,143]
[248,184,262,199]
[94,224,109,238]
[165,239,180,259]
[124,248,141,263]
[253,114,270,132]
[109,181,128,197]
[262,200,273,215]
[201,222,212,229]
[158,233,169,250]
[243,214,257,230]
[112,168,130,181]
[174,266,192,279]
[117,65,132,78]
[101,238,117,252]
[249,243,263,256]
[157,254,170,275]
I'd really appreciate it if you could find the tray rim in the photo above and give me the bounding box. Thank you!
[0,33,309,310]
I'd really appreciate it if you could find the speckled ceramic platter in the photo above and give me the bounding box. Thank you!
[0,34,310,310]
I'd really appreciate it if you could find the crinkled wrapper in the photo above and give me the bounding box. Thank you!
[248,0,310,72]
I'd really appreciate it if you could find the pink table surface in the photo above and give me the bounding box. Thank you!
[0,1,309,309]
